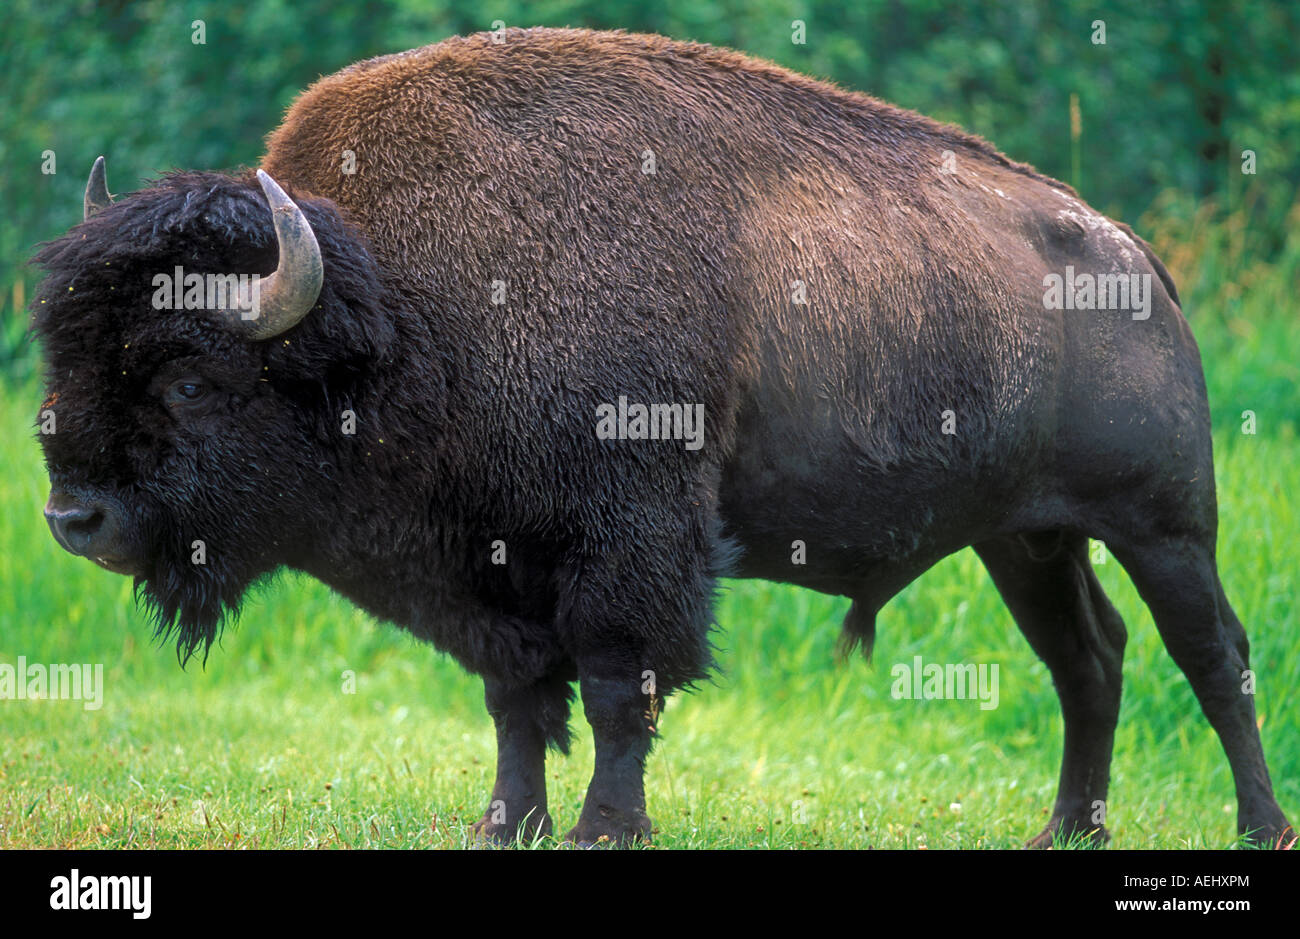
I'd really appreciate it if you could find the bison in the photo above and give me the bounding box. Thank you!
[33,27,1293,848]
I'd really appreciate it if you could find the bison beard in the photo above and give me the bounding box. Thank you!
[30,27,1295,849]
[135,526,243,667]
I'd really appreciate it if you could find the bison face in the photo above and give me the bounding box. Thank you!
[31,163,392,661]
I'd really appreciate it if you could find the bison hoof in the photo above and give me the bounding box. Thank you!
[469,811,552,847]
[1025,819,1109,849]
[564,807,652,848]
[1241,823,1297,850]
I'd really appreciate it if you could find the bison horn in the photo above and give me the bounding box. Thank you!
[84,156,114,220]
[226,170,324,340]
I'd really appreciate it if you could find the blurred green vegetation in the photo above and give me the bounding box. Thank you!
[3,0,1299,383]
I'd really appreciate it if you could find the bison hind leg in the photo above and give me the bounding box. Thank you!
[1105,529,1295,848]
[975,531,1126,848]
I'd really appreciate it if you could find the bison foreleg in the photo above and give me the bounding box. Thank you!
[565,670,656,847]
[470,672,573,845]
[559,509,719,846]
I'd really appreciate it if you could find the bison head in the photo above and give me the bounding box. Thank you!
[31,159,393,662]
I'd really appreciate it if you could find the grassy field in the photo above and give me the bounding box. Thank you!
[1,251,1296,849]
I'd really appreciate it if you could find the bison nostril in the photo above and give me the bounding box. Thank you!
[44,496,114,555]
[65,509,106,540]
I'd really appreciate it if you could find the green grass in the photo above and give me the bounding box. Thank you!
[1,293,1296,849]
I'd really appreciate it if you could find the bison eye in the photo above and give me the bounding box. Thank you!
[165,378,209,407]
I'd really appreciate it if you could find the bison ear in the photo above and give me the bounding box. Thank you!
[84,156,114,220]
